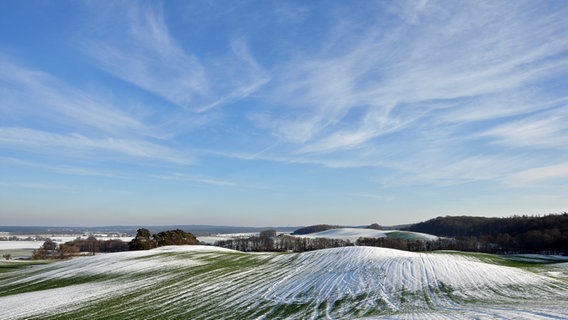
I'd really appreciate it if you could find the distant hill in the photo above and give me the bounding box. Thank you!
[404,213,568,254]
[292,224,342,235]
[292,223,389,235]
[295,228,438,242]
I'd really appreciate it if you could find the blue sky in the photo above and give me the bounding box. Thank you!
[1,1,567,227]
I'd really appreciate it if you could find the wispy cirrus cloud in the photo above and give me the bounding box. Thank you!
[195,37,270,113]
[252,1,568,154]
[0,59,146,136]
[505,162,568,187]
[82,3,269,112]
[0,181,79,191]
[245,1,568,188]
[150,172,238,188]
[82,4,208,110]
[0,57,207,167]
[0,156,116,178]
[0,127,190,165]
[479,107,568,150]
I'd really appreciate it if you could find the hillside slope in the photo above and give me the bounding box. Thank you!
[405,214,568,254]
[1,246,567,319]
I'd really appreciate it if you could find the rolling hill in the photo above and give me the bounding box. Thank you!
[296,227,439,242]
[1,245,567,319]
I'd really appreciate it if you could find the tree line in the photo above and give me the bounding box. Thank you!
[404,213,568,255]
[215,232,566,255]
[32,236,131,259]
[31,228,199,259]
[215,233,353,252]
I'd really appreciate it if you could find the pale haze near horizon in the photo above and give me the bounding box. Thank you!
[1,1,567,227]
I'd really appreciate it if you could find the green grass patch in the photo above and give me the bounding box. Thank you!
[432,251,564,268]
[385,231,434,241]
[0,260,50,274]
[0,273,115,297]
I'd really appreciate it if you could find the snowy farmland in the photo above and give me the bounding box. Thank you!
[1,245,567,319]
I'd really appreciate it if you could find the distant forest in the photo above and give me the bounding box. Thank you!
[217,214,568,255]
[404,213,568,254]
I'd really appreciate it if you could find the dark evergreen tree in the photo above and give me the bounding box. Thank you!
[129,228,154,250]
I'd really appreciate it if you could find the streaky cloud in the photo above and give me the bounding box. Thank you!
[0,59,148,137]
[0,127,191,165]
[505,162,568,187]
[82,3,269,113]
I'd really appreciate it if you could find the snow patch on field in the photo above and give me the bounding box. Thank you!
[0,241,44,250]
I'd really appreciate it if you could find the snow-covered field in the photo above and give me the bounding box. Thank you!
[1,245,567,319]
[0,241,44,250]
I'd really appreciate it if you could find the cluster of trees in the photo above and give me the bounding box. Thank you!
[405,213,568,254]
[32,237,130,259]
[30,228,199,259]
[129,228,198,250]
[0,235,50,241]
[68,237,130,253]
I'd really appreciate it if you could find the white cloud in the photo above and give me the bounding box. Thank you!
[83,3,268,112]
[0,156,116,178]
[150,172,238,188]
[388,0,430,25]
[480,108,568,150]
[82,3,209,110]
[0,59,148,137]
[0,127,190,165]
[250,1,568,158]
[505,162,568,187]
[195,37,270,113]
[240,1,568,195]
